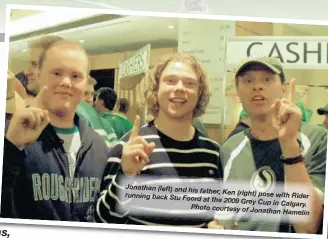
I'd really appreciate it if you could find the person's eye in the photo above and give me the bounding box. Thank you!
[166,79,174,84]
[265,77,275,83]
[72,74,81,79]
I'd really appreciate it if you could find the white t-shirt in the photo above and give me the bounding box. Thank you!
[53,125,81,179]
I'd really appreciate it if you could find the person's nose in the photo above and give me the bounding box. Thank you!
[252,78,264,91]
[60,76,72,88]
[173,80,186,92]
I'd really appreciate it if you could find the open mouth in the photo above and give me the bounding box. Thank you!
[169,98,187,105]
[252,95,266,102]
[55,92,72,97]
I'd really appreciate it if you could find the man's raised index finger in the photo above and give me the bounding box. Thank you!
[129,115,141,140]
[288,78,296,103]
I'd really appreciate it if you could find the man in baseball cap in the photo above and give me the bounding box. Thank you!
[317,104,328,129]
[209,56,326,233]
[234,56,286,84]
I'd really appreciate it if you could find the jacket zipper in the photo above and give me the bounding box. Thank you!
[57,140,75,221]
[70,145,84,221]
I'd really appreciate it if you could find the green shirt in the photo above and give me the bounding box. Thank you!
[76,101,118,147]
[99,111,133,140]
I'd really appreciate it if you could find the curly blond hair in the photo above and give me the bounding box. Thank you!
[145,52,211,118]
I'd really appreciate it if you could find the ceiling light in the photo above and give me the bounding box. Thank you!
[79,40,85,43]
[22,49,27,52]
[168,25,175,29]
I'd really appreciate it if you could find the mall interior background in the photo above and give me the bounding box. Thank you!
[8,9,328,144]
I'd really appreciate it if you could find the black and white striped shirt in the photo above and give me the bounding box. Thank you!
[95,120,223,227]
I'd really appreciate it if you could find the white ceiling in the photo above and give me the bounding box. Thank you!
[9,14,179,62]
[65,15,180,54]
[8,9,328,65]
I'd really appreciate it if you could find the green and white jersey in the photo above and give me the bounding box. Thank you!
[221,123,326,232]
[99,111,133,140]
[76,101,118,148]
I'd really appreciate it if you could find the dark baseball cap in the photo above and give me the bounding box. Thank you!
[235,56,285,83]
[317,104,328,115]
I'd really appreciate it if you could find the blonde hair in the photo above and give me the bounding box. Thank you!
[28,35,63,50]
[38,39,91,75]
[145,52,211,118]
